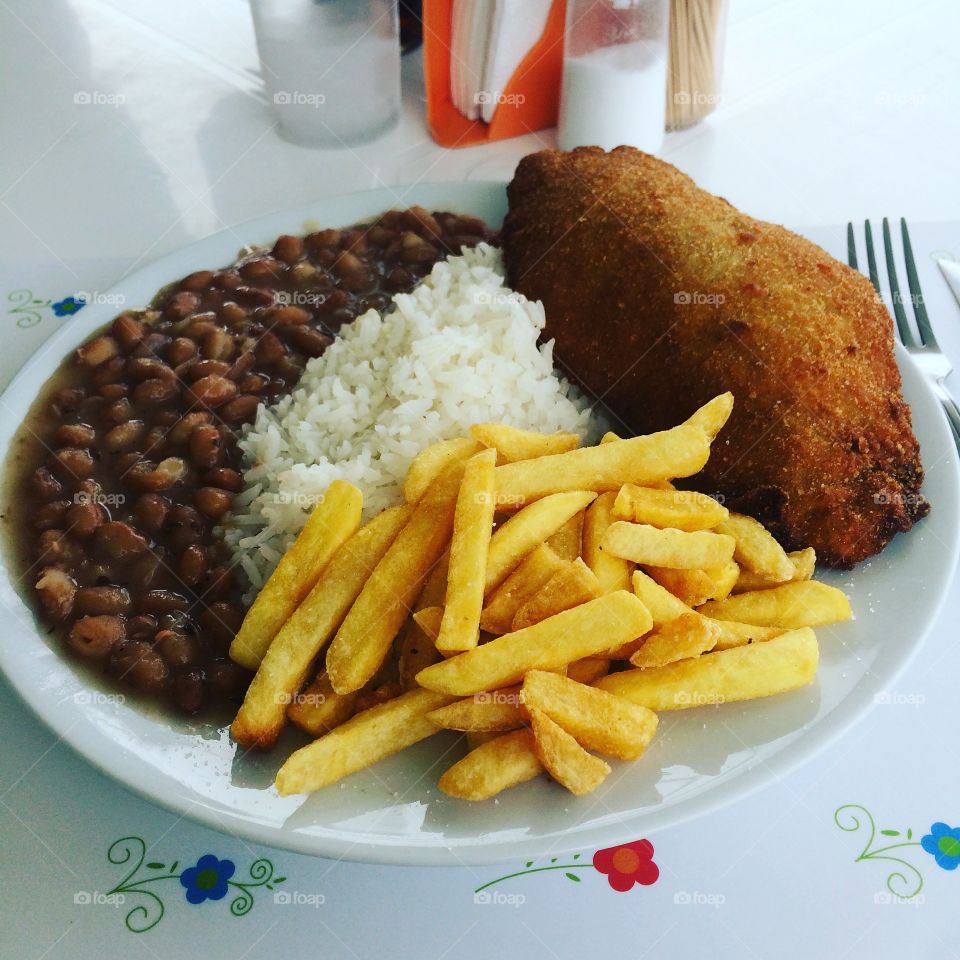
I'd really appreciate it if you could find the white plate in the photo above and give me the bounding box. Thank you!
[0,182,957,866]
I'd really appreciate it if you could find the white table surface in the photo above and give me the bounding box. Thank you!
[2,1,960,957]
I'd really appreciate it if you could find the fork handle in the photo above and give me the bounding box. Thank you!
[932,379,960,449]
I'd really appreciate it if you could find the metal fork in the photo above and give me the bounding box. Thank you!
[847,217,960,447]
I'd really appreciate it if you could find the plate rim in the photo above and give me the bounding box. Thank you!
[0,181,956,866]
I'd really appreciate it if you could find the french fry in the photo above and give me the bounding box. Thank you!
[286,673,358,738]
[275,688,453,795]
[354,680,403,714]
[480,544,566,634]
[603,522,735,569]
[546,509,584,561]
[484,491,597,591]
[229,480,363,671]
[612,484,729,531]
[470,423,580,462]
[466,731,501,749]
[520,670,658,760]
[493,395,732,507]
[632,569,782,649]
[437,729,543,801]
[403,437,484,503]
[426,686,524,732]
[629,613,721,669]
[597,628,819,710]
[232,504,411,748]
[567,656,611,684]
[644,560,739,607]
[698,581,852,629]
[583,492,633,593]
[416,591,652,696]
[715,512,794,582]
[437,449,497,653]
[734,548,816,593]
[600,431,621,443]
[412,605,443,641]
[326,474,458,694]
[528,707,610,795]
[511,558,602,631]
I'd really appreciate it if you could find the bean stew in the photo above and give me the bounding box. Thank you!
[4,208,491,716]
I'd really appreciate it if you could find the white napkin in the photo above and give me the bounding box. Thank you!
[449,0,552,124]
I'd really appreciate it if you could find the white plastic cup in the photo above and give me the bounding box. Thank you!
[558,0,670,154]
[251,0,401,148]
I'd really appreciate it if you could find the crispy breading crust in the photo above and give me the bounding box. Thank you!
[502,146,928,567]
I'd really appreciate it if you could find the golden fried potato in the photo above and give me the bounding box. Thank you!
[230,480,363,670]
[629,612,720,669]
[597,628,819,710]
[437,729,543,801]
[511,558,602,631]
[470,423,580,462]
[521,670,658,760]
[716,512,795,582]
[582,491,633,593]
[612,484,728,531]
[734,548,816,593]
[480,544,567,634]
[528,707,610,795]
[403,437,484,503]
[546,509,585,561]
[603,522,736,569]
[698,581,852,628]
[285,672,358,738]
[644,560,739,607]
[426,685,524,732]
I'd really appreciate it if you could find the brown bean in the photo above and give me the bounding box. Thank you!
[254,331,287,364]
[202,468,242,492]
[112,313,146,349]
[240,257,283,283]
[76,336,120,367]
[188,359,231,381]
[203,565,234,601]
[76,585,132,616]
[65,500,105,538]
[180,270,216,292]
[52,447,94,479]
[272,234,304,263]
[155,629,199,669]
[271,305,311,327]
[186,375,236,409]
[109,640,169,691]
[127,457,187,492]
[286,327,331,358]
[35,567,76,622]
[102,420,145,451]
[54,423,96,447]
[133,378,179,405]
[31,466,63,499]
[52,387,86,415]
[206,658,248,697]
[226,349,255,381]
[69,615,125,659]
[332,250,365,277]
[202,328,234,362]
[289,262,317,284]
[94,521,150,560]
[125,614,158,641]
[33,499,70,530]
[167,337,197,366]
[199,602,243,647]
[129,554,166,592]
[164,291,200,320]
[403,206,443,239]
[37,529,81,565]
[172,670,205,713]
[127,356,175,381]
[136,589,190,615]
[98,382,128,400]
[167,505,206,550]
[218,394,259,425]
[104,398,134,423]
[178,544,207,586]
[189,424,224,468]
[133,494,170,535]
[168,412,211,446]
[219,302,247,327]
[194,486,234,519]
[91,355,125,387]
[237,373,269,394]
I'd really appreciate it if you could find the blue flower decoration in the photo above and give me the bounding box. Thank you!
[52,296,85,317]
[920,823,960,871]
[179,854,236,904]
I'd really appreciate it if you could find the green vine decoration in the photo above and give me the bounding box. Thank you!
[476,853,588,892]
[103,836,285,934]
[834,803,923,897]
[7,289,50,328]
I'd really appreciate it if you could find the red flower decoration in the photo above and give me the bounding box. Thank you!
[593,839,660,892]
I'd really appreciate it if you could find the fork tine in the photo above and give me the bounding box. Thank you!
[882,217,916,348]
[864,220,882,294]
[900,218,939,349]
[846,222,859,269]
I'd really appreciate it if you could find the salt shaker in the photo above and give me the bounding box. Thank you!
[251,0,401,148]
[558,0,670,154]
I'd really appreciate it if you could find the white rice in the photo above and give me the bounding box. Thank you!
[222,243,596,597]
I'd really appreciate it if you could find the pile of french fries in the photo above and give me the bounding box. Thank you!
[228,392,852,801]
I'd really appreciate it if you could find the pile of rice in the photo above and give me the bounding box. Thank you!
[223,243,596,595]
